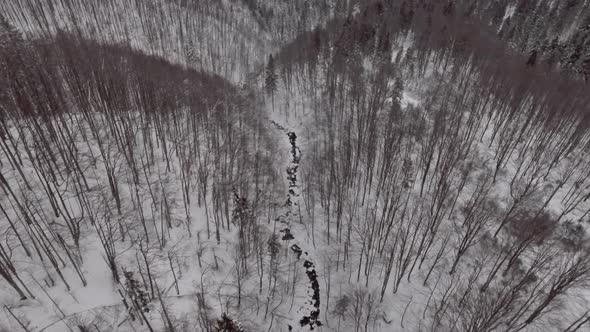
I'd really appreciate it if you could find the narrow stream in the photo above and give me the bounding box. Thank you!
[271,121,321,331]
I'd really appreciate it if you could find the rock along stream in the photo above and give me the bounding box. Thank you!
[271,120,321,331]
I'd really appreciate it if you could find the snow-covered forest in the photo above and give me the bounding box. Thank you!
[1,0,590,331]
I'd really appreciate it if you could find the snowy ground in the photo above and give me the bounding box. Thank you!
[263,65,590,331]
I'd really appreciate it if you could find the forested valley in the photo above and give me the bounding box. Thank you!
[1,1,590,331]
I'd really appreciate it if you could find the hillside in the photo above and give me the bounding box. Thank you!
[2,1,590,332]
[1,0,271,82]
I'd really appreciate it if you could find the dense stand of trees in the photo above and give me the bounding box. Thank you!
[271,1,590,330]
[2,0,590,331]
[0,19,287,329]
[241,0,334,46]
[472,0,590,81]
[0,0,340,329]
[0,0,269,82]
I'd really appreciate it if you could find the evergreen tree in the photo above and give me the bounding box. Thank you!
[391,77,404,106]
[376,28,392,60]
[265,54,277,110]
[124,271,150,314]
[443,0,455,17]
[542,37,561,68]
[267,233,281,287]
[232,189,255,268]
[232,190,253,227]
[215,313,244,332]
[526,49,538,66]
[386,76,404,134]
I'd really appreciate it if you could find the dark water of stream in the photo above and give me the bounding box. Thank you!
[271,121,321,331]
